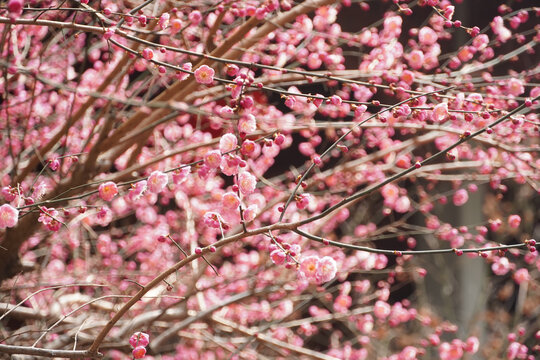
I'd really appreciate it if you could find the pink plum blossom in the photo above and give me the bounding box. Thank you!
[508,214,521,228]
[204,150,222,169]
[147,171,168,193]
[194,65,215,84]
[98,181,118,201]
[513,268,529,284]
[298,256,319,281]
[222,192,240,210]
[432,103,449,122]
[0,204,19,229]
[219,133,238,154]
[316,256,337,283]
[129,332,150,348]
[238,171,257,195]
[453,189,469,206]
[373,300,391,319]
[132,346,146,359]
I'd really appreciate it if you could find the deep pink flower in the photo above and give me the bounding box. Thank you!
[194,65,215,84]
[98,181,118,201]
[2,186,16,201]
[0,204,19,229]
[8,0,23,18]
[270,249,286,265]
[141,48,154,60]
[129,332,150,348]
[296,193,311,210]
[132,346,146,359]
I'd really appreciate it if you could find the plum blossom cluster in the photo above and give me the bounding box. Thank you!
[298,255,338,284]
[129,332,150,359]
[0,1,538,360]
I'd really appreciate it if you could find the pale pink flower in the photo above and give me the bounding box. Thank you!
[394,196,411,213]
[189,10,202,25]
[243,204,257,222]
[219,106,234,117]
[194,65,215,84]
[408,50,424,70]
[491,16,511,43]
[432,103,449,122]
[400,346,418,360]
[238,172,257,195]
[177,62,192,81]
[453,189,469,206]
[381,184,399,202]
[0,204,19,229]
[492,257,511,276]
[373,300,391,319]
[147,171,168,193]
[298,256,320,281]
[220,133,238,154]
[129,332,150,348]
[508,214,521,228]
[1,186,16,201]
[158,13,170,30]
[464,336,479,353]
[98,181,118,201]
[222,192,240,210]
[513,268,530,284]
[316,256,337,283]
[95,206,112,227]
[238,114,257,134]
[204,150,222,169]
[507,78,524,96]
[418,26,438,45]
[439,340,464,360]
[172,166,190,184]
[333,294,352,313]
[128,180,147,201]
